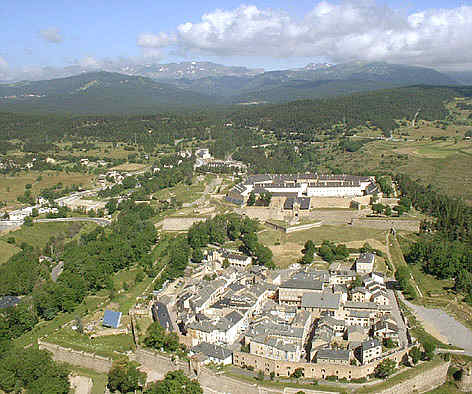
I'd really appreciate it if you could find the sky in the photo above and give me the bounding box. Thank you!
[1,0,472,80]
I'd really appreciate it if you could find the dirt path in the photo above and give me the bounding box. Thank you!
[70,375,92,394]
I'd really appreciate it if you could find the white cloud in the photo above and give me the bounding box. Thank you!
[39,27,62,43]
[138,1,472,68]
[137,32,175,48]
[79,56,100,68]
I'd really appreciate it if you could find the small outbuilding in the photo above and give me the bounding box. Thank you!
[102,310,122,328]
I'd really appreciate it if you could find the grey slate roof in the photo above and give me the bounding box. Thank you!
[0,296,21,309]
[301,293,341,309]
[284,197,311,210]
[316,348,350,361]
[361,338,381,351]
[357,253,375,265]
[281,278,323,291]
[191,342,233,360]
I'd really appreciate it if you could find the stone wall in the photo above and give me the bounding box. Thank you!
[135,348,279,394]
[311,195,371,209]
[233,348,409,380]
[285,221,323,234]
[38,340,112,373]
[374,360,450,394]
[351,218,420,232]
[265,220,323,233]
[158,217,208,231]
[135,348,190,376]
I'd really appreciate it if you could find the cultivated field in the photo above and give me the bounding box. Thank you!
[0,170,95,209]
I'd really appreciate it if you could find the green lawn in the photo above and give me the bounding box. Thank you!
[356,358,445,393]
[0,239,20,264]
[69,366,108,394]
[286,225,385,245]
[224,371,343,393]
[0,222,87,249]
[0,170,95,208]
[113,269,153,314]
[427,382,463,394]
[47,329,135,359]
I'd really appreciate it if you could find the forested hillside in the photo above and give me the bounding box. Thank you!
[0,72,218,113]
[230,86,472,138]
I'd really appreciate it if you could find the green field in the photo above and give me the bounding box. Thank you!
[259,225,387,267]
[0,239,20,264]
[69,366,108,394]
[356,358,445,393]
[47,329,135,359]
[0,221,89,249]
[0,170,95,208]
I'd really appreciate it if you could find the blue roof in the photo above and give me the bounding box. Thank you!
[0,296,21,309]
[102,310,122,328]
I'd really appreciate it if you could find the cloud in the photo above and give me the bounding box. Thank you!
[137,32,175,48]
[138,1,472,68]
[39,27,62,43]
[79,56,100,68]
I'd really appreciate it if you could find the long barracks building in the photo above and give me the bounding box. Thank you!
[226,174,378,205]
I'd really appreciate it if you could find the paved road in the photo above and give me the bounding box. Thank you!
[386,287,408,348]
[152,301,173,332]
[34,217,111,226]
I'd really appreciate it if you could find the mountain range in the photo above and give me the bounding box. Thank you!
[0,61,466,113]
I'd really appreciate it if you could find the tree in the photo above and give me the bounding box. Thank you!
[23,216,33,227]
[107,358,147,393]
[291,368,304,379]
[0,348,70,394]
[222,258,230,269]
[374,359,396,379]
[352,275,363,288]
[301,240,315,264]
[247,192,256,206]
[422,341,436,360]
[409,346,422,365]
[383,338,396,348]
[135,270,145,284]
[384,206,392,217]
[455,269,472,295]
[254,244,273,266]
[144,322,180,352]
[191,248,204,264]
[256,370,264,381]
[144,370,202,394]
[393,205,407,216]
[372,203,385,214]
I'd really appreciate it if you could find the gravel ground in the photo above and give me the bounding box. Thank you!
[402,297,472,354]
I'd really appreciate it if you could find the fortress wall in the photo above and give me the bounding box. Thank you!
[351,218,420,232]
[38,340,112,373]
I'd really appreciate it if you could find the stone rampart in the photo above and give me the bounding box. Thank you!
[285,222,323,233]
[351,218,420,232]
[233,349,409,380]
[135,348,190,375]
[373,360,450,394]
[38,340,112,373]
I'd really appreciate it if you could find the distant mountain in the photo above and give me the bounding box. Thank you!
[443,71,472,85]
[302,63,335,71]
[0,62,462,113]
[5,61,264,83]
[0,71,218,113]
[169,62,458,103]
